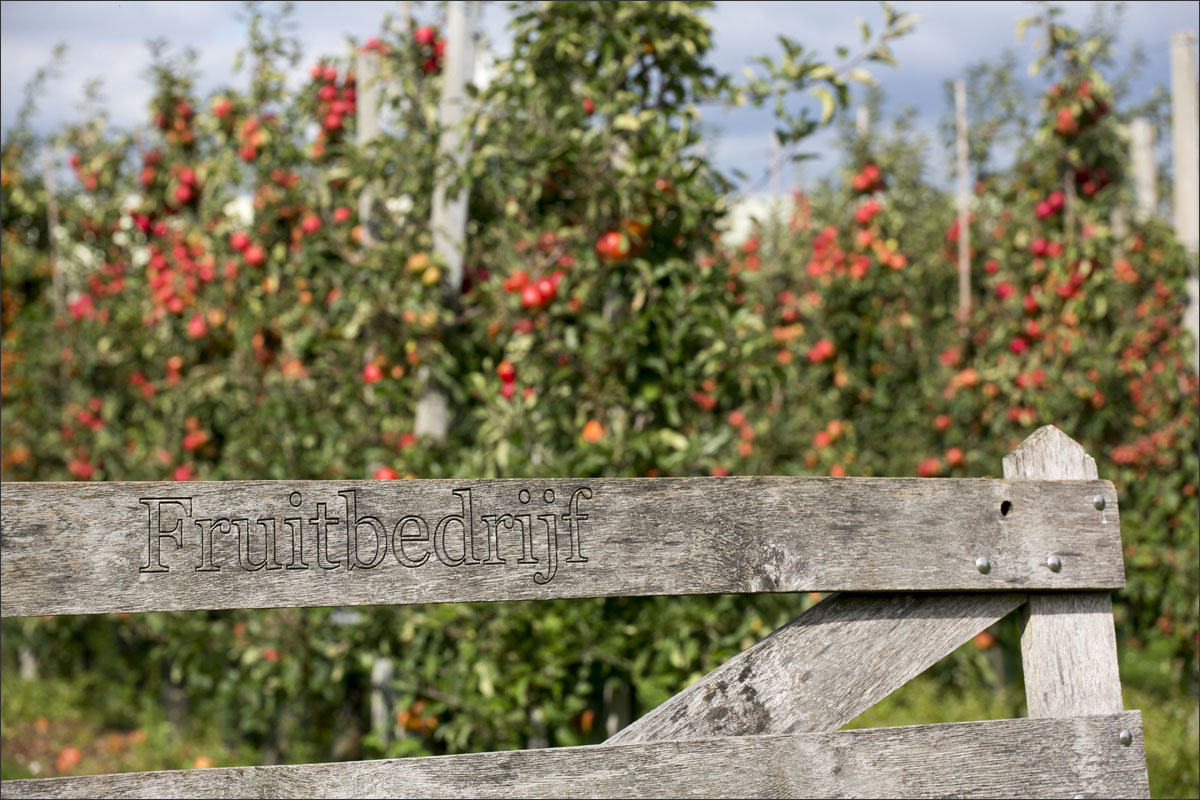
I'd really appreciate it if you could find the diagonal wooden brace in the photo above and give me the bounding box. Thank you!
[608,591,1025,744]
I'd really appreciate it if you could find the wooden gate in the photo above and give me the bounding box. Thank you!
[0,426,1151,798]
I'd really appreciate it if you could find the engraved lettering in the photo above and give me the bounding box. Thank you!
[478,515,510,565]
[515,513,535,564]
[139,497,192,573]
[339,489,387,570]
[193,518,228,572]
[281,518,311,570]
[562,487,592,563]
[434,488,480,567]
[392,516,430,568]
[534,513,558,585]
[258,518,288,570]
[230,519,267,571]
[515,490,536,565]
[132,485,594,584]
[309,502,342,570]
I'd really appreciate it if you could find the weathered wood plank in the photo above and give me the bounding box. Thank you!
[1003,426,1125,718]
[607,592,1026,744]
[1,477,1121,617]
[0,713,1148,799]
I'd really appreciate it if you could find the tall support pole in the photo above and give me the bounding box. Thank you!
[1171,31,1199,373]
[855,105,869,137]
[43,145,63,317]
[769,132,781,199]
[1129,118,1157,222]
[356,49,382,247]
[1170,31,1198,255]
[357,49,383,408]
[954,80,971,323]
[416,0,479,442]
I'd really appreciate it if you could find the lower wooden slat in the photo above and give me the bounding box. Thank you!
[1,712,1149,799]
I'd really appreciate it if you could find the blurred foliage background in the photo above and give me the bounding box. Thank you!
[1,1,1196,797]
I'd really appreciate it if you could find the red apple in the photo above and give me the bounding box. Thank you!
[521,284,542,309]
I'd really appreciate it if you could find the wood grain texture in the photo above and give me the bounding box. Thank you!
[1003,426,1125,718]
[1,476,1122,617]
[607,592,1026,744]
[0,713,1148,799]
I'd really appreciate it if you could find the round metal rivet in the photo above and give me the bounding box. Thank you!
[1047,555,1062,573]
[1119,729,1133,747]
[1093,494,1106,511]
[975,556,991,574]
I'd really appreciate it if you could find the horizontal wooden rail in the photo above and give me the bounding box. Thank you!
[0,477,1122,617]
[0,713,1148,799]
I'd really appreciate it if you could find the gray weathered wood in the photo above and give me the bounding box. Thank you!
[1003,425,1124,718]
[608,592,1025,744]
[1,477,1122,617]
[0,713,1148,799]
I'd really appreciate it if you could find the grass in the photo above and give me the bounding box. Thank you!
[0,673,254,781]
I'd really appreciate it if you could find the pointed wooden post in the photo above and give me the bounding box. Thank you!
[1003,426,1123,718]
[43,144,63,317]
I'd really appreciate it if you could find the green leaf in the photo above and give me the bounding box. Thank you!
[612,113,641,132]
[810,86,835,125]
[658,429,690,451]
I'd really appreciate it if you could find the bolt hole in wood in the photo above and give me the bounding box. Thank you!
[1000,500,1013,517]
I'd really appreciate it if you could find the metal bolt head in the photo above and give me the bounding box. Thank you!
[1047,555,1062,573]
[1093,494,1106,511]
[1119,729,1133,747]
[975,556,991,574]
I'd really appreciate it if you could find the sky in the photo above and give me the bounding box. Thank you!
[1,1,1196,191]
